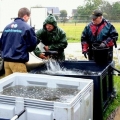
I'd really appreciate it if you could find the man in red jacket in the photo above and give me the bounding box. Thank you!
[81,9,118,61]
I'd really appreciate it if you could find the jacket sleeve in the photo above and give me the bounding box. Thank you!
[49,30,68,51]
[33,46,41,57]
[33,29,43,57]
[25,28,37,52]
[35,29,43,42]
[81,26,89,53]
[103,24,118,47]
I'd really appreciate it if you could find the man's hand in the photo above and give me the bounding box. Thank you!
[39,53,49,59]
[99,43,106,48]
[83,51,88,59]
[44,46,49,51]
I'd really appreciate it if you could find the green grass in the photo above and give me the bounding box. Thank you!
[58,23,120,43]
[58,23,85,42]
[103,76,120,120]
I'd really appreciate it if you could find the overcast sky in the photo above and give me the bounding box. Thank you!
[0,0,119,16]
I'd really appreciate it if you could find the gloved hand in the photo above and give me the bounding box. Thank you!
[99,43,106,48]
[83,51,88,59]
[39,53,49,59]
[82,42,89,59]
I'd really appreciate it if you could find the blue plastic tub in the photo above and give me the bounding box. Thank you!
[30,60,115,120]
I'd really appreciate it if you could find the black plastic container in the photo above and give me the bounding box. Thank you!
[92,43,109,65]
[30,60,115,120]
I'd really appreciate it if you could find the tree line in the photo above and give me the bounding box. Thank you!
[60,0,120,21]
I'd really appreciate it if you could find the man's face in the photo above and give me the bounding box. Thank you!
[46,24,54,31]
[23,15,30,22]
[92,16,102,25]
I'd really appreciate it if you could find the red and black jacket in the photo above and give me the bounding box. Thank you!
[81,18,118,53]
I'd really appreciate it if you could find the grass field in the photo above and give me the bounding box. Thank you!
[58,23,120,43]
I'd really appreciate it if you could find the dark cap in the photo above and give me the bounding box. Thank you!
[91,9,103,19]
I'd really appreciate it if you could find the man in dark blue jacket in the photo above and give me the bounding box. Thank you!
[81,9,118,61]
[0,7,37,76]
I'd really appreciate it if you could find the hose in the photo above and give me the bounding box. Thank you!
[111,66,120,76]
[10,109,26,120]
[111,66,120,73]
